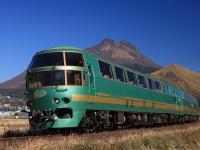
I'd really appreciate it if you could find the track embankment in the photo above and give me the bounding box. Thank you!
[1,121,200,150]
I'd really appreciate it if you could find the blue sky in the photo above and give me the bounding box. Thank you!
[0,0,200,83]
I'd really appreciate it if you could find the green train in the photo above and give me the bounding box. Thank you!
[26,46,200,130]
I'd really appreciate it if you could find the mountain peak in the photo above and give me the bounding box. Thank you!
[101,38,115,45]
[118,40,138,51]
[86,39,161,73]
[100,39,138,52]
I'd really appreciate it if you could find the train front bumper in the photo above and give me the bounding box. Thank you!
[29,109,86,129]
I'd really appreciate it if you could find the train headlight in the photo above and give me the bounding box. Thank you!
[54,116,58,120]
[54,98,60,104]
[63,97,70,104]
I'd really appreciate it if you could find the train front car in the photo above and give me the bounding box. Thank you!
[26,46,88,129]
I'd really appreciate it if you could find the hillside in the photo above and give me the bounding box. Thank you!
[86,39,161,73]
[151,64,200,101]
[0,71,26,90]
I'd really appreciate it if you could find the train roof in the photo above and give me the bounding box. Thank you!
[38,46,82,53]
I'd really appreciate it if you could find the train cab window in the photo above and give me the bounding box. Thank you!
[67,70,82,86]
[127,71,137,85]
[115,66,126,82]
[155,81,163,92]
[65,52,84,67]
[147,78,154,90]
[83,72,87,86]
[98,60,113,79]
[138,75,147,88]
[29,52,64,69]
[28,71,65,88]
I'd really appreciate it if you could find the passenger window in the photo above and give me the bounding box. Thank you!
[67,70,82,86]
[115,66,126,82]
[138,75,147,88]
[155,81,163,92]
[147,78,154,90]
[168,86,174,96]
[65,52,84,67]
[180,91,184,99]
[98,60,113,79]
[163,85,169,94]
[127,71,137,85]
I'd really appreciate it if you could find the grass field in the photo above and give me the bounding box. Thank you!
[0,118,29,135]
[1,121,200,150]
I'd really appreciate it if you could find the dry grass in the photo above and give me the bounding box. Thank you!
[0,118,29,135]
[1,122,200,150]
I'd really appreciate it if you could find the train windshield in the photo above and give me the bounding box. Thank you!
[29,52,85,69]
[27,70,86,88]
[29,52,64,69]
[28,71,65,88]
[65,52,84,67]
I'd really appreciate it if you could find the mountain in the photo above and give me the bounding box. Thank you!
[0,71,26,89]
[86,39,162,73]
[151,64,200,101]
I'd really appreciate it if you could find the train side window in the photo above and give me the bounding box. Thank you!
[168,86,173,96]
[180,91,184,99]
[163,85,169,94]
[147,78,154,90]
[177,89,181,97]
[127,71,137,85]
[138,75,147,88]
[184,93,193,101]
[173,88,177,97]
[67,70,82,86]
[155,81,163,92]
[123,70,127,82]
[98,60,113,79]
[115,66,126,82]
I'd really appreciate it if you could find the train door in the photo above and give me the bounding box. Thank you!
[88,65,96,103]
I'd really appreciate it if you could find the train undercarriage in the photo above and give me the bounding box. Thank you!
[29,109,199,133]
[78,110,199,132]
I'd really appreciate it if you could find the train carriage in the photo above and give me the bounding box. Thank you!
[26,46,200,130]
